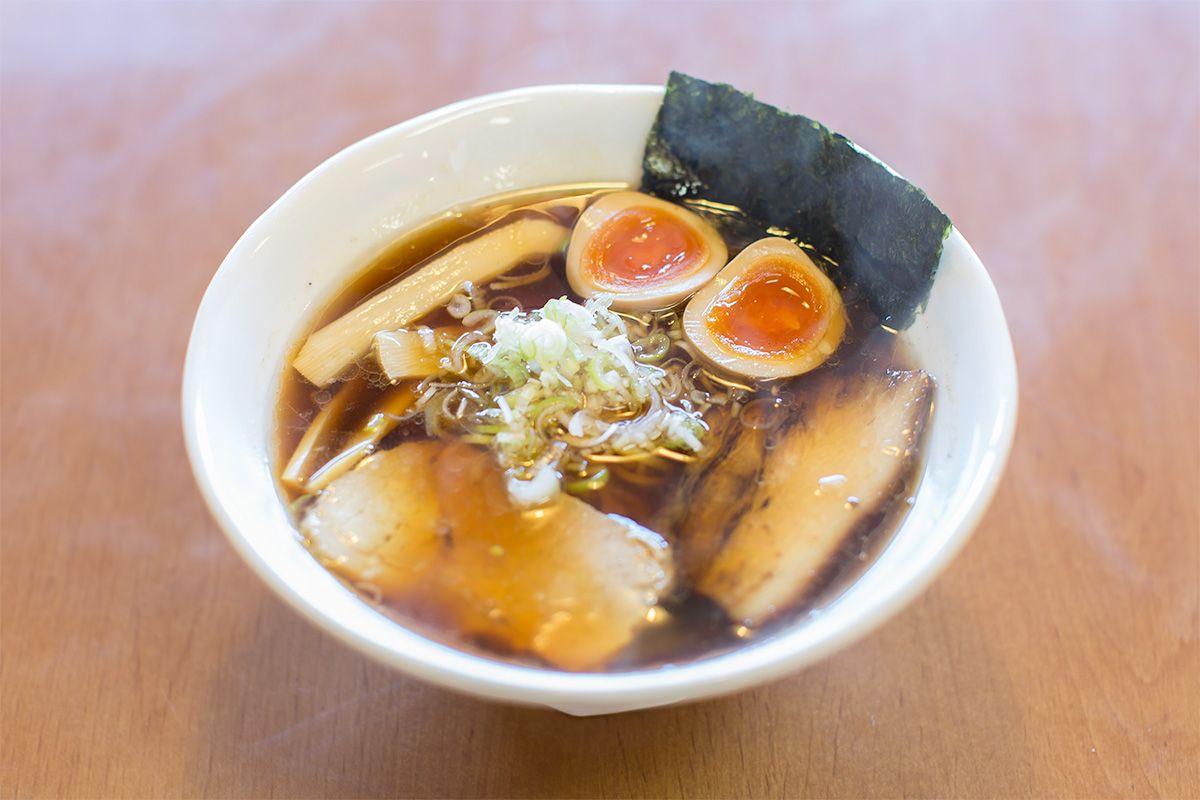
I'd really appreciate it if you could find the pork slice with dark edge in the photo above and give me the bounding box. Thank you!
[694,369,933,626]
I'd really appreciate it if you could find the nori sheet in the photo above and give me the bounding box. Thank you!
[641,72,951,329]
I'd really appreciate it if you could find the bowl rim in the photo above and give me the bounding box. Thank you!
[182,83,1018,711]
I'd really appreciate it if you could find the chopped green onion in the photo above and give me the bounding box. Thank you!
[564,468,610,495]
[528,395,580,418]
[635,332,671,363]
[402,295,707,504]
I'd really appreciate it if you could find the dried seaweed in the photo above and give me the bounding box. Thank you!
[641,72,951,329]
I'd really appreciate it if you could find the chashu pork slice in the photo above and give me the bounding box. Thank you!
[676,422,768,582]
[695,370,933,626]
[301,440,674,671]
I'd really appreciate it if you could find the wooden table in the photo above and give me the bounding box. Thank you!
[3,2,1197,797]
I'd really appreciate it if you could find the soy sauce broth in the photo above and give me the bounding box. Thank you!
[275,184,930,671]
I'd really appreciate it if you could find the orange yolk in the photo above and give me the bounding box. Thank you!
[584,206,705,288]
[706,260,827,357]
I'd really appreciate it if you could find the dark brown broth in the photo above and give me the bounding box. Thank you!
[275,184,928,672]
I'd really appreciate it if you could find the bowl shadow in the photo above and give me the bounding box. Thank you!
[185,553,1029,799]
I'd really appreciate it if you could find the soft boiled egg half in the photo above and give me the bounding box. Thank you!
[566,191,727,311]
[683,237,847,380]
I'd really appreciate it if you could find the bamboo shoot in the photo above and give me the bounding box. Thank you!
[280,380,361,490]
[294,214,570,386]
[373,329,448,382]
[304,385,417,492]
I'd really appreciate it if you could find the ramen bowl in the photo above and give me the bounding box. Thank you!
[182,85,1017,716]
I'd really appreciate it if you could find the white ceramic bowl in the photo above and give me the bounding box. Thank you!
[182,85,1017,716]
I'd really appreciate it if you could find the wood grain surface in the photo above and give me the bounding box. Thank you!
[2,2,1197,798]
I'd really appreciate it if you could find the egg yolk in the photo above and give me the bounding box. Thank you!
[584,206,706,288]
[705,260,827,357]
